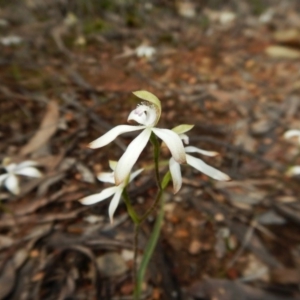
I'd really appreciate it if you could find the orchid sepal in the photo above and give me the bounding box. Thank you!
[114,128,151,185]
[172,124,194,135]
[89,125,145,149]
[152,128,186,164]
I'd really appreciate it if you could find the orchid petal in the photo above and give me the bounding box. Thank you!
[169,157,182,194]
[5,163,17,173]
[172,124,194,135]
[108,188,123,223]
[79,186,118,205]
[132,91,161,125]
[152,128,186,164]
[115,128,151,185]
[186,154,230,181]
[15,161,39,169]
[97,172,115,184]
[284,130,300,141]
[128,104,157,126]
[185,146,218,157]
[128,107,148,125]
[89,125,145,149]
[109,160,118,171]
[179,133,189,144]
[5,174,19,195]
[0,174,8,185]
[129,168,143,182]
[15,167,42,177]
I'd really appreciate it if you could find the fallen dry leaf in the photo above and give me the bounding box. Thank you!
[187,279,298,300]
[20,101,59,156]
[0,260,16,300]
[273,28,300,45]
[265,45,300,59]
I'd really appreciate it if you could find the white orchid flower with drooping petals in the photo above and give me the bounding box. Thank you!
[89,91,186,185]
[79,161,143,223]
[0,160,42,195]
[284,130,300,143]
[169,125,230,193]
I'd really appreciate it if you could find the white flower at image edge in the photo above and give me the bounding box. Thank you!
[283,130,300,177]
[286,166,300,177]
[169,125,230,193]
[284,129,300,143]
[88,91,186,185]
[79,161,143,223]
[0,161,42,195]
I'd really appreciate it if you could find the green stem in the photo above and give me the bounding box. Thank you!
[122,188,141,292]
[134,172,171,300]
[139,171,171,223]
[133,223,140,288]
[139,188,162,223]
[122,188,140,224]
[134,192,166,299]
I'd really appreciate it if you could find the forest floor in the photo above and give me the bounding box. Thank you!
[1,1,300,299]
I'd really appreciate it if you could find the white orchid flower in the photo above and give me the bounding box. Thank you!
[79,161,143,223]
[169,125,230,193]
[0,160,42,195]
[89,91,186,185]
[284,129,300,143]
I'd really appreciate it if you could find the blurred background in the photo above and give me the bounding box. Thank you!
[2,1,300,300]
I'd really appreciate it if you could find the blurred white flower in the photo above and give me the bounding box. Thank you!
[0,160,42,195]
[283,130,300,177]
[169,125,230,193]
[79,161,143,223]
[135,45,156,58]
[284,129,300,143]
[0,35,22,46]
[259,8,274,24]
[286,166,300,177]
[219,11,236,25]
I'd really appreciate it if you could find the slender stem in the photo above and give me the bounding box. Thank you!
[139,188,162,223]
[139,171,171,223]
[122,188,140,224]
[133,223,140,288]
[134,192,166,299]
[122,188,141,293]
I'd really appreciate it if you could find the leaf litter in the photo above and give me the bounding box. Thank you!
[1,0,300,299]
